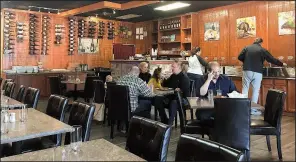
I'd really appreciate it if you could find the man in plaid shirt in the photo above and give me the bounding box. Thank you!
[117,66,154,118]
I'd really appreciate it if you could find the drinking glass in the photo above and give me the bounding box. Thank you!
[19,106,28,122]
[1,109,9,134]
[208,89,214,101]
[70,125,82,153]
[216,89,222,97]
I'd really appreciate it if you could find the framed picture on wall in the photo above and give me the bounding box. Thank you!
[278,11,295,35]
[78,38,99,54]
[204,22,220,41]
[236,16,256,39]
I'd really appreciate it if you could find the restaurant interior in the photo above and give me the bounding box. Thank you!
[0,0,295,161]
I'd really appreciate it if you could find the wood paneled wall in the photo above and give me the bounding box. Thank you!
[193,1,295,66]
[1,8,135,72]
[134,21,153,54]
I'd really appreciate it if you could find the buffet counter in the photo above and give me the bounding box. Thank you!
[3,71,92,97]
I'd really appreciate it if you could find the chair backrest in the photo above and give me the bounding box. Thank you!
[65,101,95,144]
[264,89,286,129]
[0,78,2,88]
[189,79,195,97]
[23,87,40,109]
[14,85,25,102]
[212,98,251,151]
[83,76,100,98]
[104,82,116,105]
[4,82,16,97]
[48,76,62,95]
[1,79,13,90]
[126,116,171,162]
[46,95,69,146]
[176,91,188,134]
[3,81,15,97]
[108,84,131,121]
[175,134,245,161]
[93,80,105,104]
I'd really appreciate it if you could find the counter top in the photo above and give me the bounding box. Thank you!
[227,74,295,80]
[110,59,187,62]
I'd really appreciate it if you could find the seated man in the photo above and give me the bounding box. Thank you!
[200,61,237,97]
[117,66,153,118]
[197,61,237,120]
[154,60,190,125]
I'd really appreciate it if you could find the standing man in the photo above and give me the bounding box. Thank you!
[238,38,287,103]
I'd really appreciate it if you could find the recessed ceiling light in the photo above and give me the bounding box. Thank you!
[154,2,191,11]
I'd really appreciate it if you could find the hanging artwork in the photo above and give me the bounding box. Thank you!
[77,38,99,54]
[204,22,220,41]
[278,11,295,35]
[236,16,256,39]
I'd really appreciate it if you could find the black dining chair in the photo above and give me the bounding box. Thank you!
[212,98,251,161]
[21,95,69,152]
[48,76,63,95]
[93,80,105,103]
[23,87,40,109]
[64,101,95,145]
[250,89,286,160]
[126,116,171,162]
[77,76,100,102]
[14,85,25,102]
[176,91,212,138]
[4,82,16,97]
[108,84,131,139]
[175,134,245,161]
[1,79,13,90]
[0,78,2,88]
[189,79,195,97]
[103,81,116,125]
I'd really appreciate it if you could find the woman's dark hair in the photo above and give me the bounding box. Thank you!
[191,47,201,56]
[152,67,162,82]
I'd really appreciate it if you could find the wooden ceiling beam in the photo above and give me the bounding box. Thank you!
[59,0,160,17]
[120,1,160,10]
[59,1,121,17]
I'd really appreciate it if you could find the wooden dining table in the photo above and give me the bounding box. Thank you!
[1,139,146,161]
[61,80,85,100]
[1,95,26,109]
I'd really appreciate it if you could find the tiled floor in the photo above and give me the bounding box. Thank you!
[36,99,295,161]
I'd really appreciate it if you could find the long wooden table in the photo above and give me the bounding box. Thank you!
[1,95,26,109]
[1,139,145,161]
[1,108,73,144]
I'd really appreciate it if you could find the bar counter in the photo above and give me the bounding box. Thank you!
[3,71,93,97]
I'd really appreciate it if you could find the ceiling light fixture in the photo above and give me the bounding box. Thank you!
[154,2,191,11]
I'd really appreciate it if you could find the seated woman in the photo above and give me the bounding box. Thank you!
[148,67,163,89]
[104,75,113,88]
